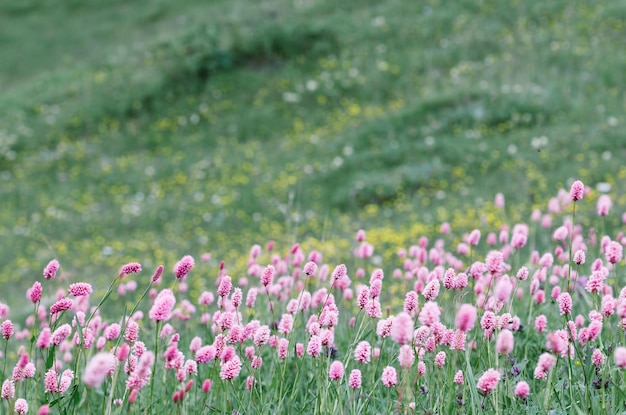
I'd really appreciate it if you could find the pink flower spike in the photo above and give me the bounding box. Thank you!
[83,352,116,388]
[557,293,572,315]
[151,265,164,284]
[477,368,500,395]
[28,281,42,304]
[50,298,73,315]
[174,255,195,281]
[515,381,530,399]
[1,379,15,399]
[455,304,477,332]
[119,262,142,278]
[44,259,60,280]
[615,347,626,369]
[38,404,51,415]
[14,398,28,415]
[1,320,14,340]
[349,369,362,389]
[454,370,464,385]
[570,180,584,201]
[68,282,93,297]
[381,366,398,388]
[328,361,344,381]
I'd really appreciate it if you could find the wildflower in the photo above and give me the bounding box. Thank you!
[217,276,233,298]
[557,293,572,315]
[496,329,514,355]
[219,355,242,380]
[307,335,322,358]
[354,341,372,364]
[50,298,73,315]
[125,320,140,343]
[514,381,530,399]
[44,259,60,280]
[615,347,626,368]
[454,370,464,385]
[597,195,612,216]
[485,251,504,275]
[349,369,362,389]
[67,282,92,297]
[455,304,477,332]
[28,281,42,303]
[260,265,275,287]
[534,315,547,333]
[570,180,584,201]
[149,289,176,322]
[381,366,398,387]
[606,241,623,264]
[477,368,500,395]
[83,352,116,388]
[38,405,51,415]
[51,324,72,345]
[417,361,426,376]
[403,291,419,313]
[14,399,28,415]
[119,262,142,278]
[277,338,289,360]
[1,379,15,399]
[391,312,413,345]
[423,280,440,301]
[1,320,14,340]
[173,255,194,281]
[328,361,344,381]
[303,261,318,276]
[151,265,164,284]
[398,345,415,369]
[434,351,446,369]
[592,349,606,367]
[573,250,586,265]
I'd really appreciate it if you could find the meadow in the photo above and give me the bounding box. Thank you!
[1,0,626,413]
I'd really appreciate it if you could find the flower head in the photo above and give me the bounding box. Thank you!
[381,366,398,388]
[44,259,60,280]
[477,368,500,395]
[119,262,142,278]
[173,256,194,281]
[570,180,584,201]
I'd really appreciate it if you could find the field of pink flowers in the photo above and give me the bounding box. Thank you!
[2,179,626,414]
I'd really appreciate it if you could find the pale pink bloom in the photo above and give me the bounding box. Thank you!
[586,271,606,294]
[573,250,586,265]
[476,368,500,395]
[83,352,116,388]
[570,180,584,201]
[454,370,464,385]
[592,349,606,366]
[597,195,612,216]
[455,304,477,332]
[468,229,481,246]
[51,324,72,345]
[174,255,194,281]
[615,347,626,368]
[328,361,344,381]
[417,361,426,376]
[515,381,530,399]
[354,341,371,364]
[349,369,361,389]
[455,272,468,289]
[219,355,242,380]
[440,222,450,234]
[423,279,440,301]
[1,379,15,399]
[539,253,553,268]
[434,351,446,369]
[260,265,275,287]
[124,320,139,343]
[307,335,322,358]
[553,226,568,241]
[104,323,121,341]
[494,276,513,302]
[494,193,505,208]
[381,366,398,387]
[398,345,415,369]
[44,259,60,280]
[418,301,441,326]
[277,338,289,360]
[403,291,419,313]
[119,262,142,277]
[443,268,455,289]
[217,276,232,297]
[50,298,73,315]
[391,312,414,345]
[496,329,514,355]
[377,318,394,338]
[558,293,572,315]
[1,320,14,340]
[511,233,527,249]
[195,345,217,364]
[28,282,42,304]
[14,398,28,414]
[606,241,623,264]
[149,289,176,322]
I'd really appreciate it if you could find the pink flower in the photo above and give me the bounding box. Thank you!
[38,405,51,415]
[260,265,275,287]
[151,265,164,284]
[51,324,72,345]
[173,255,194,281]
[494,276,513,302]
[573,250,586,265]
[455,304,477,332]
[494,193,505,208]
[354,341,371,364]
[417,361,426,376]
[391,312,414,345]
[43,259,60,280]
[217,275,233,297]
[476,368,500,395]
[592,349,606,366]
[331,264,347,280]
[514,381,530,399]
[119,262,142,277]
[14,398,28,414]
[496,329,514,355]
[381,366,398,388]
[454,370,464,385]
[423,280,440,301]
[50,298,73,315]
[37,328,51,349]
[307,335,322,358]
[570,180,584,201]
[28,282,42,303]
[202,379,211,393]
[403,291,419,313]
[219,355,242,380]
[149,289,176,322]
[125,320,140,343]
[68,282,93,297]
[615,347,626,369]
[585,271,606,294]
[349,369,361,389]
[398,345,415,369]
[597,195,612,216]
[434,351,446,369]
[83,352,116,388]
[1,379,15,399]
[485,251,504,275]
[277,338,289,360]
[1,320,14,340]
[303,262,318,276]
[104,323,121,341]
[535,315,547,333]
[606,241,623,264]
[328,361,344,381]
[557,293,572,315]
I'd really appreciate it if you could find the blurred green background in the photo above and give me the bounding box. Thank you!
[1,0,625,307]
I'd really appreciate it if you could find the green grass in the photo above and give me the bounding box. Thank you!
[1,0,626,306]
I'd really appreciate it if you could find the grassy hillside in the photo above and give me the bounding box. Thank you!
[1,0,625,304]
